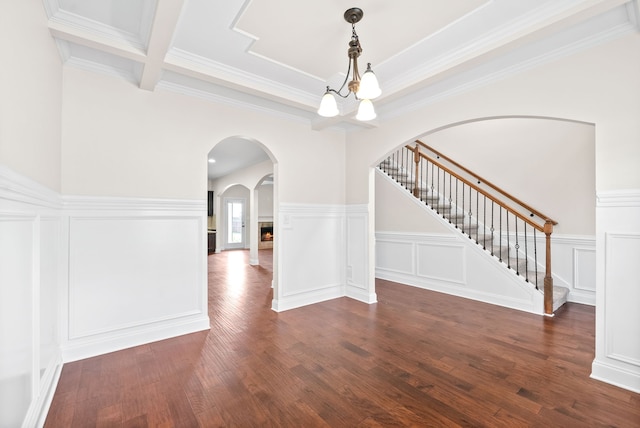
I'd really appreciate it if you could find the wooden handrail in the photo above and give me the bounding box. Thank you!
[407,145,545,232]
[415,139,558,225]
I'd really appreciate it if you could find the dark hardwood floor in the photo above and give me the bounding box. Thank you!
[45,249,640,427]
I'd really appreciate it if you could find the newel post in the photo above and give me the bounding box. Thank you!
[413,145,420,198]
[543,220,554,315]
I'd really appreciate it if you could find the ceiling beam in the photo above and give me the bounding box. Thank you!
[139,0,187,91]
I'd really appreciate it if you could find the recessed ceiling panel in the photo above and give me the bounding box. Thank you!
[235,0,489,80]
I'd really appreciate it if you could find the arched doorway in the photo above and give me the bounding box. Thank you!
[206,136,279,294]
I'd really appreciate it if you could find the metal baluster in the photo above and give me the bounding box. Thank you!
[437,165,441,211]
[475,189,479,243]
[491,201,495,256]
[534,229,539,290]
[448,173,453,219]
[483,195,487,250]
[454,179,459,227]
[461,182,465,233]
[524,223,529,282]
[515,217,520,275]
[506,209,511,269]
[499,206,503,262]
[468,184,473,239]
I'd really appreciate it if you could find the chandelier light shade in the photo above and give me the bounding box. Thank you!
[318,87,340,117]
[356,98,376,121]
[317,8,381,121]
[356,63,382,100]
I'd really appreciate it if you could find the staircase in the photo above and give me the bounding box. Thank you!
[378,141,569,315]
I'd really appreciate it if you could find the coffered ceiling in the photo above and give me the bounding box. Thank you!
[43,0,639,132]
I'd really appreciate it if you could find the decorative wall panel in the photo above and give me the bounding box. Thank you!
[63,198,210,361]
[0,166,63,428]
[274,204,346,311]
[592,190,640,393]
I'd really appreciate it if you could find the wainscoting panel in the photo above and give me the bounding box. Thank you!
[63,198,210,361]
[605,233,640,366]
[273,204,345,311]
[39,218,61,378]
[0,215,35,428]
[376,232,544,314]
[0,166,63,428]
[592,189,640,393]
[376,240,414,275]
[416,242,466,284]
[346,205,376,303]
[68,217,203,339]
[573,247,596,293]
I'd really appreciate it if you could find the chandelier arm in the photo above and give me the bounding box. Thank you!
[328,57,354,98]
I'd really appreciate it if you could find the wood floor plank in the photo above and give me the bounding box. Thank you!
[45,249,640,427]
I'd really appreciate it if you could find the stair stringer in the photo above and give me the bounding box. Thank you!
[375,168,546,315]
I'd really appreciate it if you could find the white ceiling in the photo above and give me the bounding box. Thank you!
[41,0,639,177]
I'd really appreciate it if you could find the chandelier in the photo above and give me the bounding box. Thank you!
[317,8,381,121]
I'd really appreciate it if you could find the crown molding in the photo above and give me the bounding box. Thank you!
[380,5,636,121]
[156,80,312,125]
[48,9,147,52]
[382,0,632,97]
[64,56,140,85]
[165,48,319,108]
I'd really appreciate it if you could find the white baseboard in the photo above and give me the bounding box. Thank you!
[62,315,210,363]
[272,285,344,312]
[346,285,377,304]
[22,353,63,428]
[591,359,640,394]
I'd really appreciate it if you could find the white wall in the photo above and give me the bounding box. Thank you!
[258,183,274,218]
[61,67,345,202]
[415,117,595,235]
[0,1,63,426]
[0,0,62,191]
[348,33,640,393]
[375,170,452,234]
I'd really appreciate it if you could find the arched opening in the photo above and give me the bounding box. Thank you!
[373,116,596,311]
[206,136,278,296]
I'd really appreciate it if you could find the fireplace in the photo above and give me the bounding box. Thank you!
[260,224,273,242]
[258,221,274,248]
